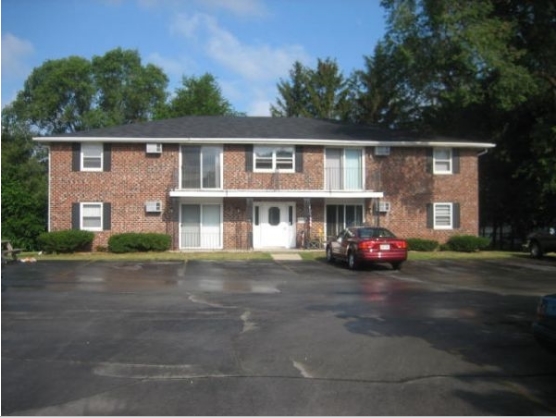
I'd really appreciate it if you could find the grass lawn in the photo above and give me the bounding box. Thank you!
[17,249,532,262]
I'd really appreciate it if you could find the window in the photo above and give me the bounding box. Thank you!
[326,204,364,237]
[180,204,222,249]
[81,143,103,171]
[254,146,294,172]
[325,148,363,190]
[433,148,452,174]
[434,203,452,229]
[268,207,280,226]
[81,203,103,231]
[427,202,460,230]
[181,146,221,189]
[72,202,110,231]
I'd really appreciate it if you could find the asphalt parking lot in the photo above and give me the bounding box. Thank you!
[2,256,556,415]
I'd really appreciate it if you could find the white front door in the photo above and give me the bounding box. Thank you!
[253,203,295,249]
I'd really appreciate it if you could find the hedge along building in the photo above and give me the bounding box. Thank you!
[34,116,495,251]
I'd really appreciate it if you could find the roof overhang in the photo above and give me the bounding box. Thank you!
[169,189,384,199]
[35,136,496,149]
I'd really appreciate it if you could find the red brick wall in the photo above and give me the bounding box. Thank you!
[365,147,479,241]
[49,143,178,249]
[223,145,323,190]
[49,142,481,249]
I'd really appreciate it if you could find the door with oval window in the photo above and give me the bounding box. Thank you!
[253,202,295,248]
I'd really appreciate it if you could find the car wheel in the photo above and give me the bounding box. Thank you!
[392,262,403,270]
[326,246,335,263]
[347,251,359,270]
[530,241,543,258]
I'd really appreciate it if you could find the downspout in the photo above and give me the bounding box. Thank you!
[47,145,51,232]
[477,148,489,238]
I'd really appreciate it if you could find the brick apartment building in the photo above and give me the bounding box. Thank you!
[35,116,495,251]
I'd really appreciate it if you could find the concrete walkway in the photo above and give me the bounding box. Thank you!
[270,253,303,261]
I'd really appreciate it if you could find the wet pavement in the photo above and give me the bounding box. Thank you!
[2,256,556,415]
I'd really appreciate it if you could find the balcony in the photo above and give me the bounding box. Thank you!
[324,167,364,191]
[170,167,383,198]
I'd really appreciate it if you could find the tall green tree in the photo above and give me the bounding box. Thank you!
[12,56,95,134]
[92,48,168,125]
[305,58,352,120]
[1,111,48,249]
[379,0,536,129]
[162,73,236,118]
[374,0,556,233]
[271,59,352,120]
[8,48,169,135]
[352,41,410,126]
[270,61,310,117]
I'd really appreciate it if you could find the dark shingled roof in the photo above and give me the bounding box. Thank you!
[50,116,474,143]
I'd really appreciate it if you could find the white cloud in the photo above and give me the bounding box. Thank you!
[169,11,311,116]
[139,0,267,18]
[147,52,196,80]
[170,12,309,81]
[247,99,272,116]
[170,13,203,40]
[199,0,268,18]
[1,33,34,78]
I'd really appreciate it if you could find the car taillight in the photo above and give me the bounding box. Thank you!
[396,240,407,249]
[358,241,373,250]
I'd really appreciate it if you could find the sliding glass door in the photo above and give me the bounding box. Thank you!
[180,204,222,249]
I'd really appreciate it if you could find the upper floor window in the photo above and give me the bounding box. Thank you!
[325,148,363,190]
[81,143,103,171]
[254,146,295,172]
[72,143,111,172]
[181,146,221,189]
[433,148,452,174]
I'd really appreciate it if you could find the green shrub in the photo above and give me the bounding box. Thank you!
[445,235,491,252]
[406,238,439,251]
[37,230,95,253]
[108,233,171,253]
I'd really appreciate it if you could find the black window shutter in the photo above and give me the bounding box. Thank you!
[295,146,304,173]
[426,148,433,173]
[72,143,81,171]
[426,203,434,228]
[245,145,253,172]
[453,202,460,229]
[452,148,460,174]
[72,203,80,230]
[103,143,112,172]
[103,203,111,231]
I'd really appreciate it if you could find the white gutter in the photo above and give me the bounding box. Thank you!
[169,189,384,199]
[34,136,496,149]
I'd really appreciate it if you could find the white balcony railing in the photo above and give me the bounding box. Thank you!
[181,232,222,249]
[174,167,380,191]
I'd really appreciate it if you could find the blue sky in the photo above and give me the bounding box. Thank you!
[1,0,387,116]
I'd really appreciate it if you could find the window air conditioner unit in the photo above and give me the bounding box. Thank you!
[377,202,391,213]
[146,143,162,154]
[145,200,162,213]
[374,146,391,156]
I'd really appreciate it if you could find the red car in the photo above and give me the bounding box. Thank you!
[326,226,408,270]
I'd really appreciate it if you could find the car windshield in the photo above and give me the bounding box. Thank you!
[358,228,396,239]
